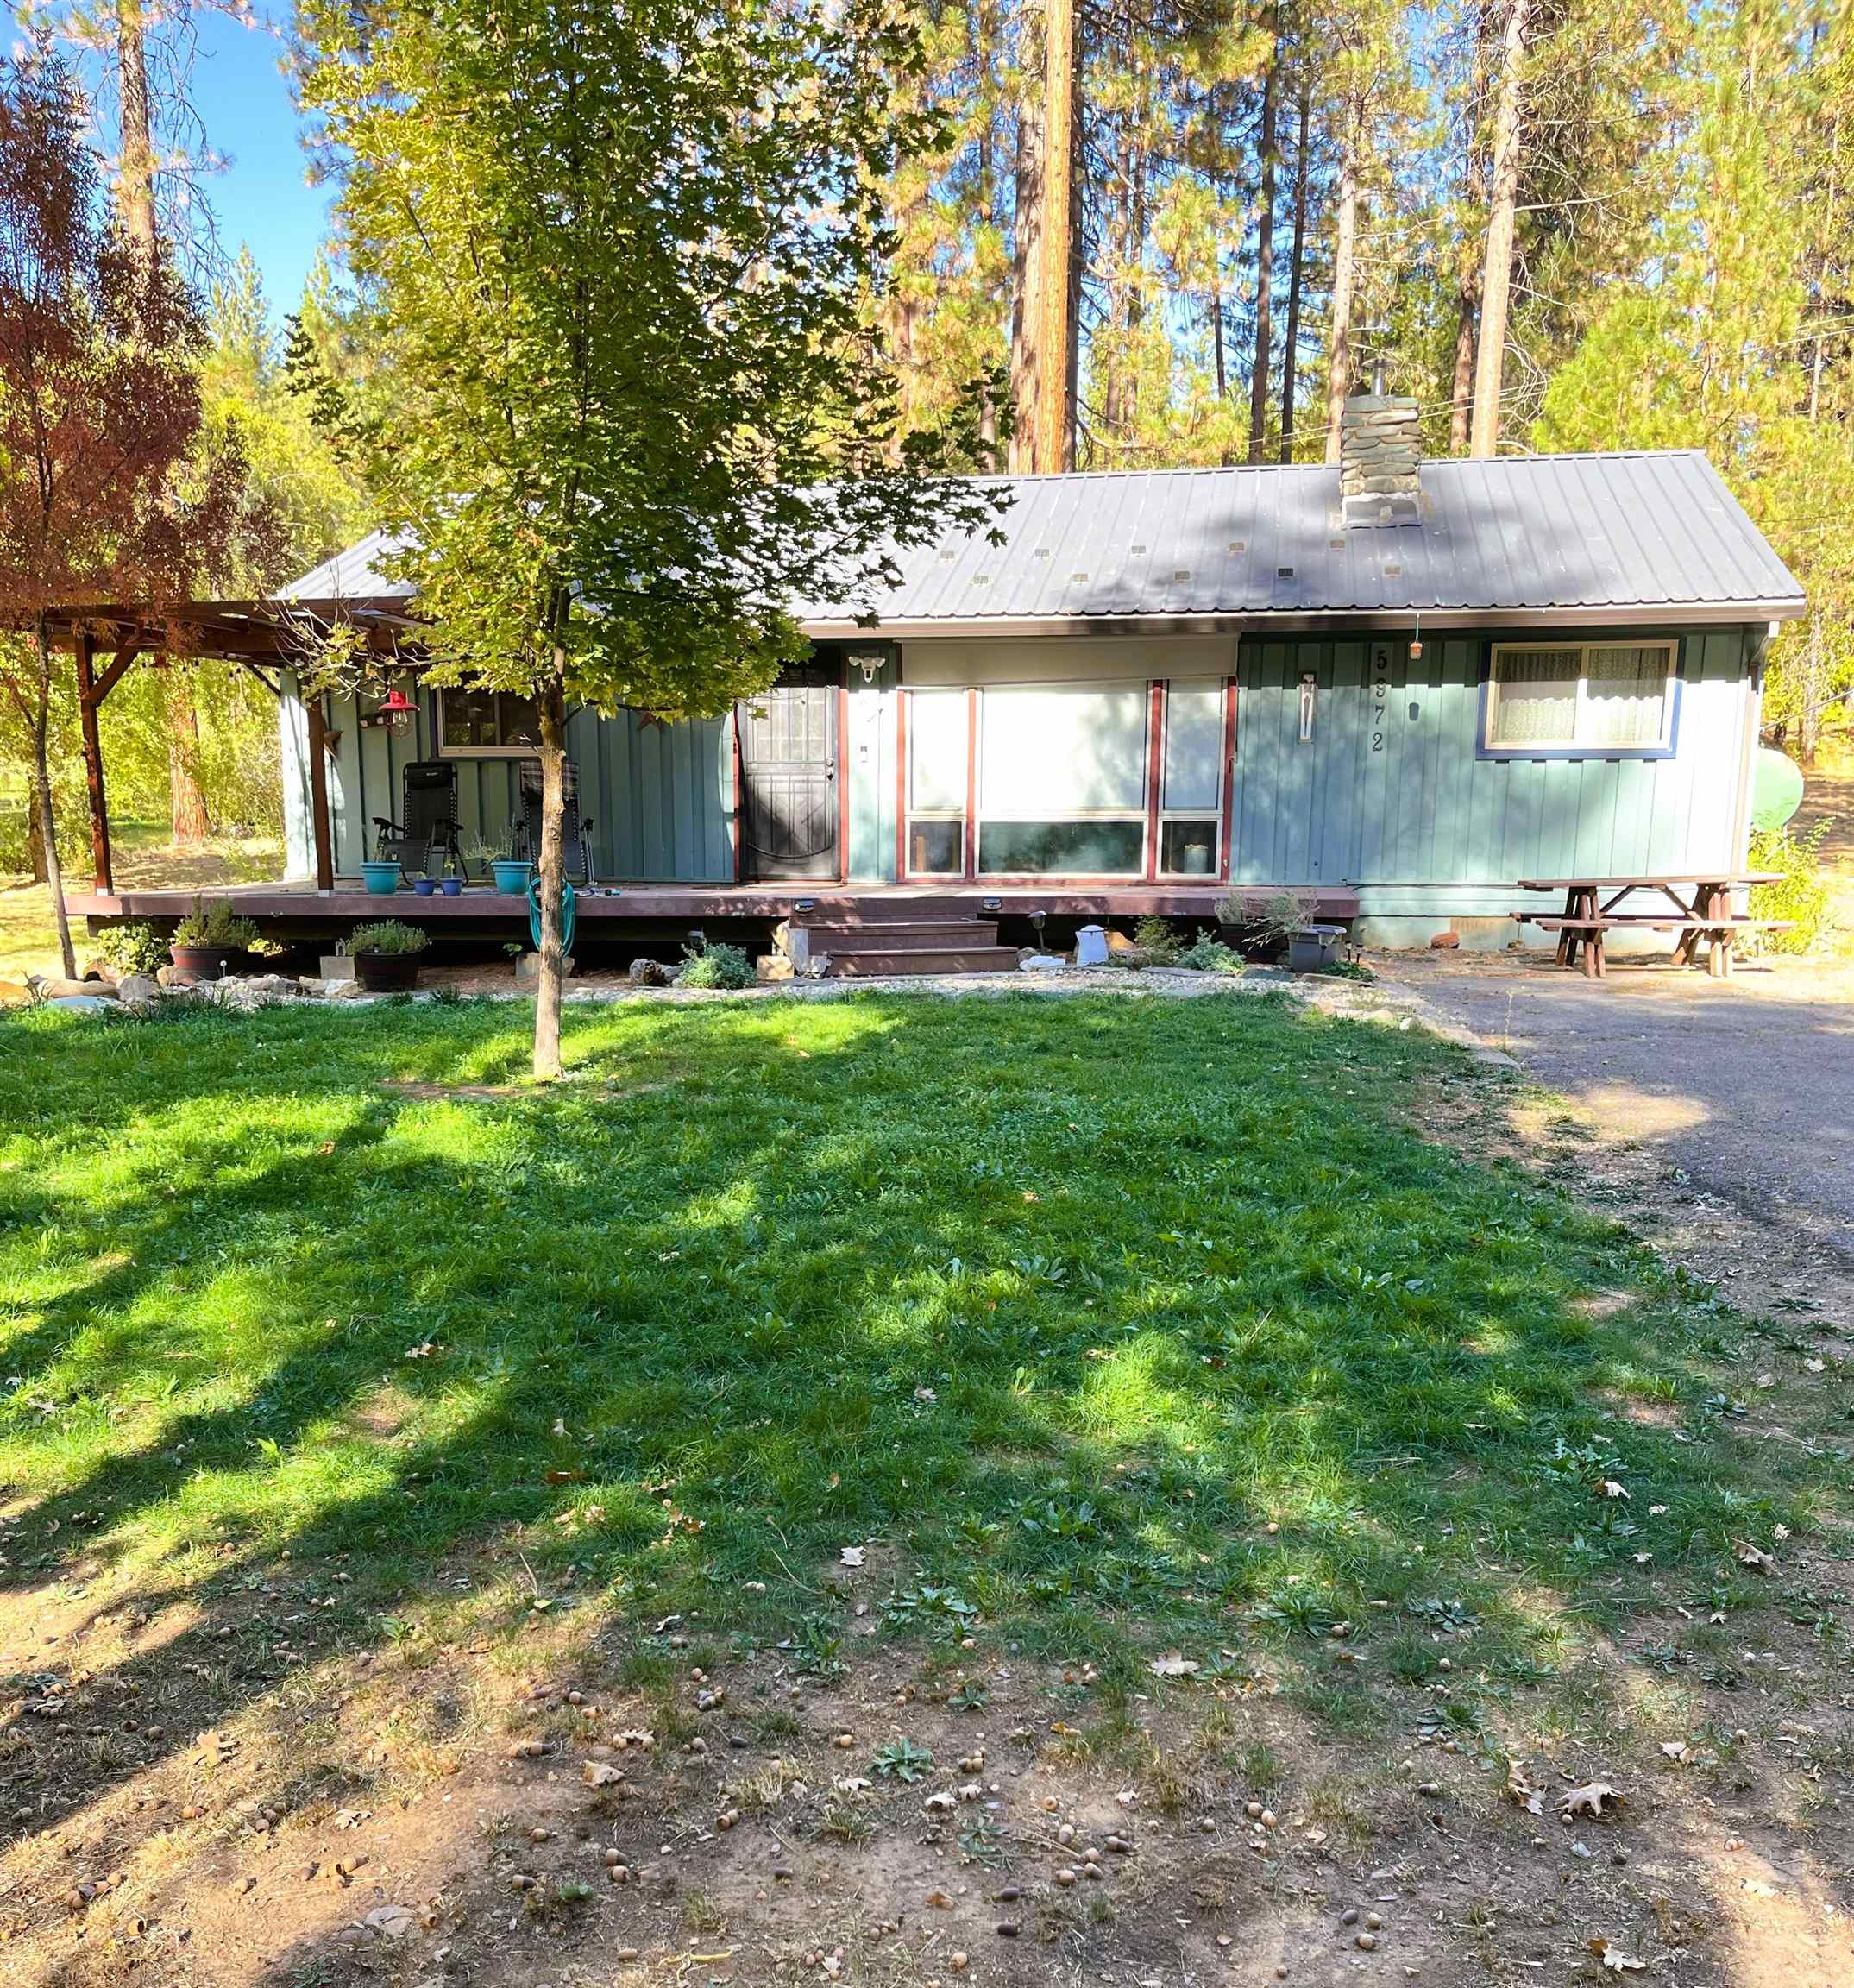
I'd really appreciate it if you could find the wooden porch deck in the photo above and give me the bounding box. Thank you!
[66,879,1361,941]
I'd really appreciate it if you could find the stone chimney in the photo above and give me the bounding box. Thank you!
[1340,393,1421,525]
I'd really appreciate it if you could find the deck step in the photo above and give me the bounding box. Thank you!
[821,945,1022,978]
[796,919,1001,951]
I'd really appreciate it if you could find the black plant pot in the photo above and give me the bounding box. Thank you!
[169,943,238,981]
[353,951,422,992]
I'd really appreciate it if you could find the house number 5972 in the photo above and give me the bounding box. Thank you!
[1370,647,1392,752]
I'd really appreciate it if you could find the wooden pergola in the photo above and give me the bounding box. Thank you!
[36,595,418,896]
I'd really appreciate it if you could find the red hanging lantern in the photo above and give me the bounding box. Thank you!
[378,685,417,732]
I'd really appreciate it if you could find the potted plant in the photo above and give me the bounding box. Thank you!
[461,834,498,890]
[169,897,263,980]
[347,919,431,991]
[412,872,437,898]
[1221,889,1342,972]
[490,846,535,894]
[361,856,402,895]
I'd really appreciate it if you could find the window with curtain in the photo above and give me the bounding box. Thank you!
[905,690,966,874]
[977,685,1147,875]
[438,687,542,754]
[1485,641,1675,753]
[1159,681,1223,875]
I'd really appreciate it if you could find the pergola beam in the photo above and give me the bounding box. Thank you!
[74,635,114,896]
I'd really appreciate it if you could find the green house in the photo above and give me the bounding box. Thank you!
[278,408,1803,947]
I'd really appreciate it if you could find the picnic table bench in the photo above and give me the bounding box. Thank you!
[1512,874,1791,981]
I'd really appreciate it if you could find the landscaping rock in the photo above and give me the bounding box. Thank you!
[1020,953,1068,972]
[318,954,357,982]
[33,975,117,1001]
[115,974,160,1005]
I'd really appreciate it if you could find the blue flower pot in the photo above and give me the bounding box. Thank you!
[439,878,462,897]
[361,860,401,896]
[492,859,535,895]
[412,878,437,897]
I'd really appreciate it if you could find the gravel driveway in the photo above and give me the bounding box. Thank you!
[1381,950,1854,1269]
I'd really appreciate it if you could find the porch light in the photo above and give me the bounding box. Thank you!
[848,649,886,685]
[1409,613,1423,664]
[377,685,417,732]
[1298,673,1317,743]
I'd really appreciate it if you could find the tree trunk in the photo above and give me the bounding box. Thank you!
[116,0,157,267]
[1008,19,1045,476]
[1323,103,1360,465]
[531,674,569,1081]
[1469,0,1530,457]
[167,667,211,845]
[1449,12,1492,452]
[1036,0,1076,473]
[1801,607,1826,764]
[1248,18,1279,465]
[1279,76,1310,462]
[30,617,78,980]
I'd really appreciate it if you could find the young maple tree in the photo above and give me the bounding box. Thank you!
[0,47,273,978]
[296,0,1003,1079]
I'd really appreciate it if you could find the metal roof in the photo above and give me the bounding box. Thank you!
[288,451,1805,632]
[287,528,417,602]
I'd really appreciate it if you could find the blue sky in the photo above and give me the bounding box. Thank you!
[185,7,332,318]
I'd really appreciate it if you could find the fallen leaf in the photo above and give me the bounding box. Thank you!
[1597,1480,1631,1500]
[582,1761,625,1788]
[1804,1358,1825,1374]
[1733,1539,1776,1575]
[1505,1759,1546,1816]
[1562,1782,1624,1821]
[1587,1939,1646,1972]
[404,1342,435,1361]
[1659,1741,1692,1765]
[1147,1653,1199,1678]
[839,1546,865,1569]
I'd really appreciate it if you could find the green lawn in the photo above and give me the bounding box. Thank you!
[0,991,1823,1708]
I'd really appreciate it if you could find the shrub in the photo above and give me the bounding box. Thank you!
[172,896,262,951]
[1176,935,1243,976]
[1130,915,1181,964]
[676,940,753,989]
[348,919,431,956]
[1749,822,1834,954]
[96,920,168,978]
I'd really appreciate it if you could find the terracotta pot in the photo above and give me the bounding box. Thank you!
[169,943,238,981]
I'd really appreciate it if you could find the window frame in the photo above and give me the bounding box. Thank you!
[1155,678,1227,878]
[972,680,1151,880]
[1478,637,1683,761]
[435,685,545,758]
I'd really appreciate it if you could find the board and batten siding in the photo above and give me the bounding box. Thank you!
[280,676,734,882]
[1229,626,1763,935]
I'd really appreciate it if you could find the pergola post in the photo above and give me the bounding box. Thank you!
[74,634,113,896]
[305,689,336,893]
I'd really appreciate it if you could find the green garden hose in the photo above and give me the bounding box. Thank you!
[526,877,577,958]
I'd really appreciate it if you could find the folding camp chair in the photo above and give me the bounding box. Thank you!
[373,760,470,878]
[512,758,597,883]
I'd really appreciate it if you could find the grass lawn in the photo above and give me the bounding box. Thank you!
[3,989,1846,1986]
[3,990,1822,1686]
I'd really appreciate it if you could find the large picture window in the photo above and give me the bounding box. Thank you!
[977,685,1147,876]
[438,686,542,756]
[1484,641,1677,755]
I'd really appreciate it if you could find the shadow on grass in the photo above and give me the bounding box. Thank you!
[0,990,1817,1859]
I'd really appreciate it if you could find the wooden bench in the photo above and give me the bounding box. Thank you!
[1522,915,1794,980]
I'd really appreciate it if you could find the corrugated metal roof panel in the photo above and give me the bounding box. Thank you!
[288,452,1804,626]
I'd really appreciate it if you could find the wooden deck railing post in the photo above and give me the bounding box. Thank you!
[74,634,113,896]
[305,690,336,892]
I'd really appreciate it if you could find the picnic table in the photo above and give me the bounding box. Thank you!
[1513,873,1790,981]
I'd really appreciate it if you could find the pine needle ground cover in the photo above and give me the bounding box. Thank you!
[1,992,1846,1985]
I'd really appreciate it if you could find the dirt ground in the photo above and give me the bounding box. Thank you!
[4,979,1853,1988]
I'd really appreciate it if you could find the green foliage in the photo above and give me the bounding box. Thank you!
[1748,822,1835,954]
[676,941,752,991]
[348,919,431,957]
[96,921,169,978]
[171,896,261,949]
[1130,915,1182,964]
[870,1738,934,1783]
[1175,935,1243,976]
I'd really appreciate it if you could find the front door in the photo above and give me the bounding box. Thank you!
[738,663,839,881]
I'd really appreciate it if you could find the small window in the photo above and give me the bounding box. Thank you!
[1484,641,1675,754]
[438,686,542,755]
